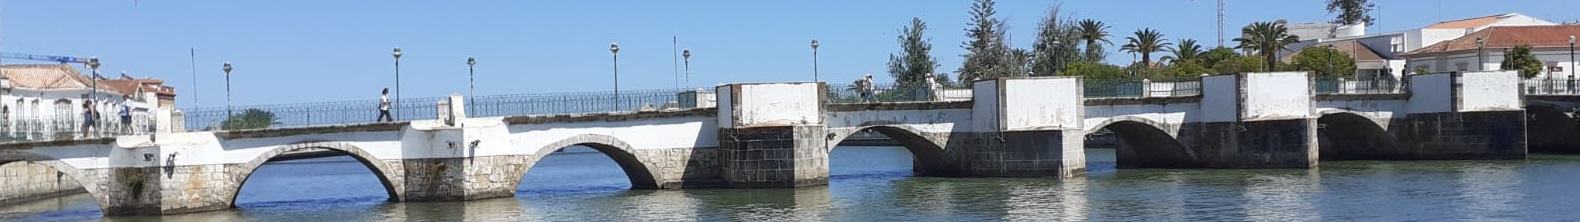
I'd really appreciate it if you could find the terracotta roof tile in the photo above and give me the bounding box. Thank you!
[1425,14,1504,29]
[1403,25,1580,56]
[0,64,93,89]
[1282,40,1386,63]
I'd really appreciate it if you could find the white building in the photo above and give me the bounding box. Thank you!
[1401,25,1580,79]
[1281,13,1556,81]
[0,64,176,140]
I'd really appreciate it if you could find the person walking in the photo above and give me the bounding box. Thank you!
[82,100,96,138]
[119,96,133,134]
[377,88,393,122]
[926,73,942,101]
[861,73,877,102]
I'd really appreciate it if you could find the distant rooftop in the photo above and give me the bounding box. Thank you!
[1404,25,1580,56]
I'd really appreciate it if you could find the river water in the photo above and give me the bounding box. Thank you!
[4,146,1580,221]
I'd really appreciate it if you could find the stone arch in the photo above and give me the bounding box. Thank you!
[523,134,665,189]
[226,142,402,207]
[1086,116,1196,168]
[1316,111,1401,160]
[0,150,107,212]
[826,122,957,176]
[1525,103,1580,153]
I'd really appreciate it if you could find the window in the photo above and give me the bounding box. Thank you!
[1456,62,1469,71]
[53,99,71,119]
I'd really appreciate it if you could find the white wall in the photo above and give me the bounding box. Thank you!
[826,109,972,133]
[1199,74,1239,122]
[1458,71,1522,112]
[1409,49,1580,79]
[1407,73,1454,113]
[1242,72,1313,121]
[715,85,733,128]
[719,82,821,128]
[1001,78,1082,131]
[971,80,999,131]
[1083,103,1197,133]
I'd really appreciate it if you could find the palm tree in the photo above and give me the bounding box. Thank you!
[1233,21,1301,72]
[1162,39,1204,64]
[1121,28,1172,68]
[1076,19,1112,62]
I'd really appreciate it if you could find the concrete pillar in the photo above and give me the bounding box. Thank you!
[400,120,527,201]
[1187,72,1318,168]
[962,78,1086,177]
[715,82,829,188]
[1394,71,1526,159]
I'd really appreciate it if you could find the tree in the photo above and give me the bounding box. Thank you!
[958,0,1015,82]
[1213,55,1265,75]
[1076,19,1112,63]
[1162,39,1205,64]
[1030,5,1080,77]
[1501,44,1544,78]
[1198,46,1241,69]
[220,108,280,130]
[1234,21,1301,72]
[1291,46,1357,78]
[1161,61,1213,78]
[1062,61,1128,79]
[1326,0,1376,26]
[887,17,939,88]
[1121,28,1172,69]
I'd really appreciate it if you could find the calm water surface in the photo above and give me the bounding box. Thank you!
[4,146,1580,221]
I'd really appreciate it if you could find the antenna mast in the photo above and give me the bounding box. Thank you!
[1218,0,1226,47]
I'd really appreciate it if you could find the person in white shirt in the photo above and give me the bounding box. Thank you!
[861,73,877,102]
[926,73,941,101]
[377,88,393,122]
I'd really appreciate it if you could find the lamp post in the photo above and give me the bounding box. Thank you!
[811,39,820,82]
[1568,35,1575,80]
[1476,37,1486,71]
[1053,39,1061,76]
[392,48,403,120]
[611,42,620,109]
[87,57,100,103]
[467,56,476,112]
[1327,44,1335,78]
[222,62,233,118]
[683,48,691,88]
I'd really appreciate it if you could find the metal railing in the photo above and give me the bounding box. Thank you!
[1314,77,1403,94]
[183,88,707,131]
[1522,78,1580,95]
[1084,78,1202,99]
[827,83,971,103]
[0,113,158,142]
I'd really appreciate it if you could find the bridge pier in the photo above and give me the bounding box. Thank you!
[715,83,832,188]
[1185,73,1319,168]
[961,78,1086,177]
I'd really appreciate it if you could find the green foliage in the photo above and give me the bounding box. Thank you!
[1160,61,1213,78]
[221,108,281,130]
[1234,21,1302,72]
[1213,55,1266,75]
[958,0,1023,81]
[1413,67,1430,74]
[1326,0,1376,25]
[887,17,939,88]
[1121,28,1172,67]
[1030,5,1081,77]
[1062,61,1128,79]
[1162,39,1205,64]
[1291,46,1357,77]
[1500,44,1544,78]
[1198,47,1241,69]
[1076,19,1112,63]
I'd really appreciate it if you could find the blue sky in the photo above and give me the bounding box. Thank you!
[2,0,1577,108]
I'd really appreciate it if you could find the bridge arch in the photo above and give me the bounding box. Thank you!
[1525,103,1580,153]
[1316,111,1401,160]
[226,142,403,207]
[1086,116,1197,168]
[0,150,107,212]
[523,134,665,189]
[826,122,956,176]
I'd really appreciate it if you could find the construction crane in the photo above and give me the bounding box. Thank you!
[0,52,91,64]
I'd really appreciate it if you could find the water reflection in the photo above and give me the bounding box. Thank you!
[1455,163,1523,221]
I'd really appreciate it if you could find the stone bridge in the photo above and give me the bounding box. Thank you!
[0,71,1531,215]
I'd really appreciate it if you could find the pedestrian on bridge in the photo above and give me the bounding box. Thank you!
[82,100,97,138]
[377,88,393,122]
[860,73,877,102]
[120,95,133,134]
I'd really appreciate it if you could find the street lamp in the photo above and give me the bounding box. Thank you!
[1475,37,1486,71]
[222,62,233,118]
[1327,44,1335,78]
[683,48,691,88]
[611,42,620,109]
[1568,35,1575,80]
[392,47,403,120]
[1052,39,1061,76]
[811,39,820,82]
[87,57,100,103]
[467,56,476,112]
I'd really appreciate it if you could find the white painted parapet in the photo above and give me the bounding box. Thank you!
[971,77,1083,131]
[1457,71,1521,112]
[1199,74,1239,122]
[1408,73,1454,113]
[715,82,824,128]
[1240,72,1313,121]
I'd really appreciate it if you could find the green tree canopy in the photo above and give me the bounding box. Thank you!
[1234,21,1301,72]
[1501,44,1544,78]
[1213,55,1266,75]
[1160,61,1213,78]
[1326,0,1376,26]
[1030,5,1080,77]
[887,17,939,88]
[1162,39,1205,64]
[1121,28,1172,68]
[958,0,1019,81]
[1062,61,1128,79]
[221,108,280,130]
[1076,19,1112,63]
[1291,46,1357,78]
[1198,46,1242,69]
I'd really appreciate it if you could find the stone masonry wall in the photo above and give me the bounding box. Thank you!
[634,147,723,188]
[719,125,828,188]
[0,162,86,206]
[1394,111,1527,159]
[960,130,1086,178]
[1178,119,1317,168]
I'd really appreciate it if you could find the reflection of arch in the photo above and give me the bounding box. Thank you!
[526,134,664,189]
[227,142,402,207]
[1525,104,1580,153]
[1316,111,1400,160]
[0,150,106,211]
[1086,116,1196,168]
[826,123,956,176]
